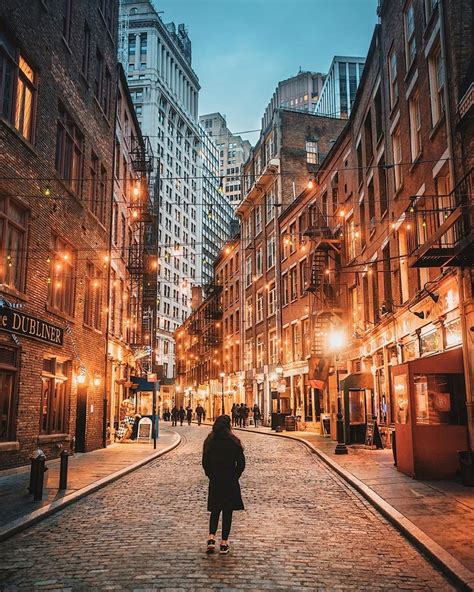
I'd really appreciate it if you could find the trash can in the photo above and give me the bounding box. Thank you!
[271,412,285,431]
[284,415,296,431]
[458,451,474,487]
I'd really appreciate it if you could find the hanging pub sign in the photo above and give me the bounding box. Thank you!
[0,307,63,345]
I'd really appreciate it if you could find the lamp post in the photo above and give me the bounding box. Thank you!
[219,372,225,415]
[274,363,284,431]
[328,328,348,455]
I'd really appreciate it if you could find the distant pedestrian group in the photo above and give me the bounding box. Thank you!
[231,403,261,428]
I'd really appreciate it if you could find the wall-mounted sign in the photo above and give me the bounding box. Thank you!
[0,307,63,345]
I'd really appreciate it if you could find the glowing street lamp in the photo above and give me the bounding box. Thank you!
[219,372,225,416]
[328,328,348,455]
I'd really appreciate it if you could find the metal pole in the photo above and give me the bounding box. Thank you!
[152,380,157,449]
[221,377,225,415]
[334,355,348,454]
[59,450,69,491]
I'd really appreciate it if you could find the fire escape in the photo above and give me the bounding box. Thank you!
[127,136,155,373]
[302,204,347,357]
[407,168,473,267]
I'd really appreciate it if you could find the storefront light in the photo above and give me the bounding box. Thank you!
[328,329,346,351]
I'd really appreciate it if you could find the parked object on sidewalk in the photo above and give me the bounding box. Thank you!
[285,415,297,432]
[458,451,474,487]
[59,450,70,491]
[202,415,245,552]
[28,449,47,501]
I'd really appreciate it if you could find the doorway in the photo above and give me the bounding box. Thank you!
[75,385,87,452]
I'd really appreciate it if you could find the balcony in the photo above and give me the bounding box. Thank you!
[204,305,223,320]
[407,169,473,267]
[203,331,221,347]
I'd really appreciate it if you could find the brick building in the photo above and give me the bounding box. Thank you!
[105,65,154,440]
[0,0,119,468]
[237,109,345,423]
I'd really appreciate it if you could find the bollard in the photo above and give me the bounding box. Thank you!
[59,449,69,491]
[33,454,47,501]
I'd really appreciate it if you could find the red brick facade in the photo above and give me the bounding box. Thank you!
[0,1,119,468]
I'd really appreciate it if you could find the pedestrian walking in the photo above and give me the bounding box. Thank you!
[186,405,193,426]
[196,404,204,426]
[171,405,178,427]
[231,403,238,427]
[252,404,261,428]
[244,404,250,427]
[178,406,186,426]
[202,415,245,555]
[238,403,246,428]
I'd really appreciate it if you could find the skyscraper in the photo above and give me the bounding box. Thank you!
[119,0,235,380]
[314,56,366,119]
[200,113,251,207]
[119,0,201,380]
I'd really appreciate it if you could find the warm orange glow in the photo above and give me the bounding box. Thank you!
[339,210,345,218]
[307,180,314,189]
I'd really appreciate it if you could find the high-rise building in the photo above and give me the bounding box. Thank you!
[119,1,236,380]
[199,125,235,286]
[200,113,251,207]
[119,0,201,381]
[261,71,326,130]
[314,56,366,119]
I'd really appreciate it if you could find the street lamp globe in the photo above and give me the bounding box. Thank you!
[219,372,225,379]
[276,364,283,375]
[328,328,346,351]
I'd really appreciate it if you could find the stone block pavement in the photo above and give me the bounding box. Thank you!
[237,424,474,583]
[0,426,459,591]
[0,428,180,539]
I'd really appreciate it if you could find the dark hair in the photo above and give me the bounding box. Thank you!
[203,414,242,452]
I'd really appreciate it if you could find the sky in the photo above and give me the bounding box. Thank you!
[154,0,378,143]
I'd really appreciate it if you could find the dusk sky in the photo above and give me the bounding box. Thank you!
[155,0,378,142]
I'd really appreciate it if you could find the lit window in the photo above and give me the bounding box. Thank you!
[404,2,416,67]
[306,141,318,164]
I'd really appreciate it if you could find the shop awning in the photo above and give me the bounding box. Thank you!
[339,372,373,391]
[130,376,160,392]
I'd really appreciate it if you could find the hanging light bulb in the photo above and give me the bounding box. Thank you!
[42,187,52,197]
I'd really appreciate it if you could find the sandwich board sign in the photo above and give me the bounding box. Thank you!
[137,417,152,441]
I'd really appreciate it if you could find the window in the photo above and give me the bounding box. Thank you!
[392,126,403,191]
[89,153,107,224]
[255,206,262,235]
[388,50,398,108]
[268,283,276,316]
[48,235,76,316]
[244,217,252,246]
[41,357,69,435]
[360,197,366,249]
[302,319,310,357]
[292,323,302,360]
[0,346,18,441]
[94,49,104,103]
[256,291,264,323]
[290,267,298,301]
[245,256,252,287]
[289,222,297,253]
[347,216,357,261]
[83,263,102,330]
[267,234,276,269]
[102,67,112,118]
[379,157,388,217]
[245,297,252,329]
[256,335,264,368]
[306,141,318,164]
[404,2,416,67]
[244,340,252,370]
[299,260,306,295]
[382,244,392,308]
[356,142,363,187]
[409,92,422,160]
[55,105,84,195]
[81,22,90,78]
[255,246,263,277]
[99,0,115,35]
[414,373,466,426]
[0,197,28,292]
[266,188,275,222]
[282,273,289,306]
[374,88,383,141]
[0,34,37,142]
[429,43,445,126]
[62,0,72,45]
[424,0,438,21]
[364,110,373,165]
[368,178,375,224]
[269,331,277,364]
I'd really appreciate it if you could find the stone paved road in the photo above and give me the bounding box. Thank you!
[0,427,456,591]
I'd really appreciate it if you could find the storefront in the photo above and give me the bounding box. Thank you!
[393,347,468,479]
[340,373,374,444]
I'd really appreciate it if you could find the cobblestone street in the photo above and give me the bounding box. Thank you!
[0,427,456,591]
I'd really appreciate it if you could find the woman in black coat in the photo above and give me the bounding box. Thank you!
[202,415,245,555]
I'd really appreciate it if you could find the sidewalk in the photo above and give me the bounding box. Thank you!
[0,428,180,541]
[237,424,474,589]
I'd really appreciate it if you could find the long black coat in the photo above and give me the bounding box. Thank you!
[202,435,245,512]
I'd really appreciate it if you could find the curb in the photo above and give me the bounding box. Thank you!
[0,432,182,543]
[234,426,474,592]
